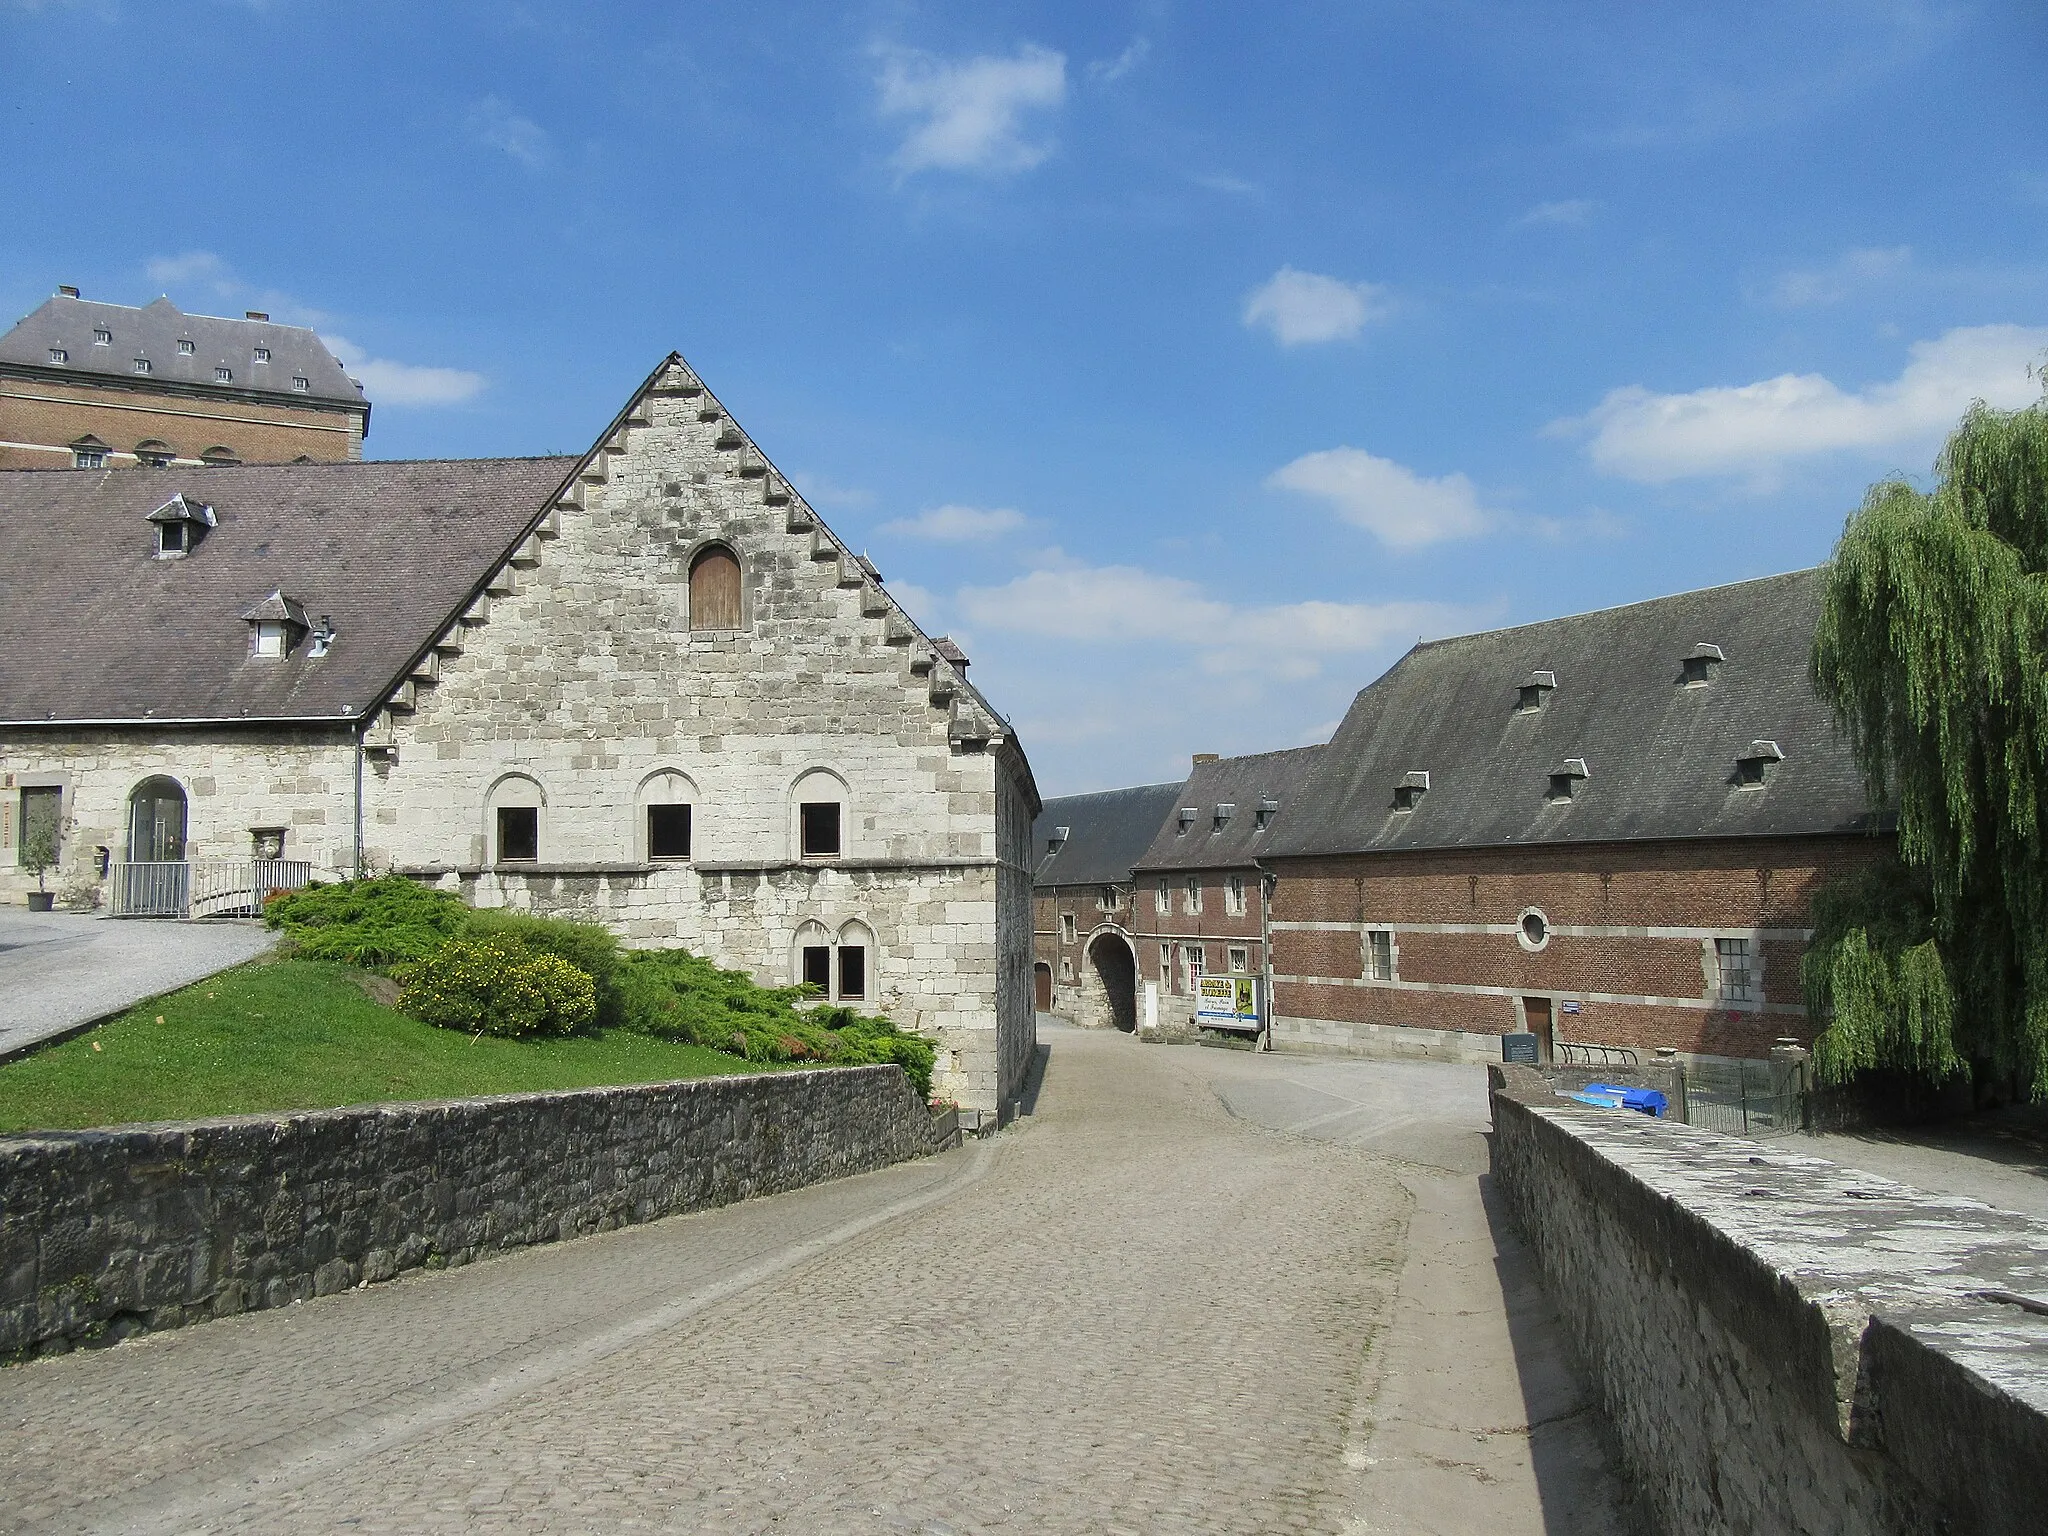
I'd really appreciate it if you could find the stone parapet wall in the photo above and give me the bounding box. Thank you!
[2,1064,942,1361]
[1489,1065,2048,1535]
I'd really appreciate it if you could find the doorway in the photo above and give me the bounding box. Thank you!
[1034,962,1053,1011]
[1085,933,1138,1032]
[1523,996,1555,1064]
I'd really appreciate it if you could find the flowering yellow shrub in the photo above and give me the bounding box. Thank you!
[398,937,596,1038]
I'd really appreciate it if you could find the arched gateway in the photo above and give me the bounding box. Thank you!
[1083,930,1138,1033]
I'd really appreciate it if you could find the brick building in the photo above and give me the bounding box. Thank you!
[0,287,368,470]
[1029,780,1185,1030]
[0,352,1038,1120]
[1262,570,1884,1065]
[1130,745,1324,1040]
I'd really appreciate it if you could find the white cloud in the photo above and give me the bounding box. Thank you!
[1195,172,1259,196]
[955,556,1462,683]
[145,251,235,291]
[1267,447,1494,548]
[790,472,876,510]
[875,43,1066,177]
[465,96,552,170]
[320,335,486,406]
[1517,199,1598,227]
[879,504,1030,542]
[1242,267,1392,346]
[1764,245,1912,307]
[1557,324,2048,484]
[1088,38,1148,83]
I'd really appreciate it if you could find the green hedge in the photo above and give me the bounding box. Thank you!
[265,877,936,1095]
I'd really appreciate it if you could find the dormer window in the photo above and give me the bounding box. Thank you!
[253,347,271,363]
[93,328,111,345]
[71,435,108,469]
[1255,796,1280,831]
[132,357,152,375]
[1046,825,1069,857]
[1393,770,1429,812]
[1176,807,1197,834]
[1735,739,1784,788]
[291,376,310,392]
[135,440,173,469]
[1516,670,1556,713]
[147,492,216,557]
[200,446,240,467]
[241,590,311,658]
[1681,643,1725,687]
[1213,803,1234,831]
[1546,758,1589,804]
[47,346,66,364]
[215,366,233,382]
[177,339,195,355]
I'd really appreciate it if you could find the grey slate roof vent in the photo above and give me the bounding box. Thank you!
[1255,795,1282,831]
[308,615,338,659]
[1516,671,1556,713]
[1681,643,1726,687]
[146,492,216,558]
[1393,770,1430,812]
[241,590,311,658]
[1213,803,1235,830]
[1177,806,1197,834]
[858,554,885,583]
[1735,739,1784,788]
[1546,757,1590,804]
[932,635,968,672]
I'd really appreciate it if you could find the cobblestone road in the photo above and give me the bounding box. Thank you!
[0,1028,1631,1534]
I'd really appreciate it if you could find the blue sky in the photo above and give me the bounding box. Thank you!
[4,1,2043,794]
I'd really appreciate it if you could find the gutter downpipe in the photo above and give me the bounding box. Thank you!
[1259,866,1277,1052]
[353,718,366,879]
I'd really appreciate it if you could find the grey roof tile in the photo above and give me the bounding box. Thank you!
[0,293,367,411]
[1031,781,1187,887]
[1263,568,1879,858]
[1132,744,1327,872]
[0,457,574,723]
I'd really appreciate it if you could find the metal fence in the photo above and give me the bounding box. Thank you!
[1557,1039,1639,1068]
[109,859,311,918]
[1683,1058,1808,1138]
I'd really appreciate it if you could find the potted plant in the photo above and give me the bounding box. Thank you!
[20,818,59,911]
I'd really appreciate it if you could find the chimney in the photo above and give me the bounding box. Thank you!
[1192,753,1219,767]
[245,310,269,322]
[932,636,970,674]
[57,285,79,298]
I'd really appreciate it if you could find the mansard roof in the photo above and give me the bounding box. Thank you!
[0,292,368,414]
[0,457,574,724]
[1132,744,1326,872]
[1263,568,1879,859]
[1032,781,1188,887]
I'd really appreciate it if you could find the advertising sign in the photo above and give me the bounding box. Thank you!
[1195,974,1261,1026]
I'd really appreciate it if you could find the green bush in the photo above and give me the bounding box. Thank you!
[464,908,629,1027]
[265,876,467,967]
[397,936,597,1039]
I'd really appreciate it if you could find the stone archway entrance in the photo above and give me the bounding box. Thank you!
[1084,932,1138,1033]
[1034,962,1053,1011]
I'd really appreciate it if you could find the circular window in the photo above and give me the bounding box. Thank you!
[1518,907,1550,952]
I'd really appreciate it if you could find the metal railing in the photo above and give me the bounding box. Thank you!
[108,859,312,918]
[1557,1039,1639,1068]
[1684,1059,1807,1138]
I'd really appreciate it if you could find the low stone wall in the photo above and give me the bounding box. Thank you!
[3,1065,943,1361]
[1489,1065,2048,1535]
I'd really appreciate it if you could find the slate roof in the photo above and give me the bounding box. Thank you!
[0,293,368,413]
[1263,569,1879,859]
[0,458,574,724]
[1132,745,1327,872]
[1032,781,1187,887]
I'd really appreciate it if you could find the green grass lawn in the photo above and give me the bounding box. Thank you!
[0,957,772,1134]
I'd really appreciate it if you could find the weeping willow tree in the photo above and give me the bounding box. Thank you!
[1807,393,2048,1094]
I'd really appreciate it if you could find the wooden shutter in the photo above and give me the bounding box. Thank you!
[689,546,742,630]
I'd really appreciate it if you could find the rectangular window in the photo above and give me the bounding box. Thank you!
[647,804,692,860]
[292,376,310,391]
[1228,945,1249,974]
[837,945,866,1000]
[18,786,60,868]
[253,621,286,657]
[159,523,188,554]
[1185,878,1202,915]
[132,358,151,374]
[1098,885,1119,912]
[496,806,538,862]
[800,801,842,857]
[177,339,195,354]
[1156,878,1170,915]
[1367,930,1393,981]
[1160,943,1172,991]
[1182,943,1205,993]
[802,945,832,993]
[215,366,233,382]
[253,347,271,363]
[1226,874,1247,915]
[47,347,65,364]
[93,329,111,345]
[1061,957,1074,981]
[1717,937,1753,1002]
[1061,912,1077,944]
[72,448,104,469]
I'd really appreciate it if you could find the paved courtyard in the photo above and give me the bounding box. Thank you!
[0,910,275,1059]
[0,1027,1634,1535]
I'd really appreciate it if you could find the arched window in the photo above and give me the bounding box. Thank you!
[134,439,173,468]
[199,445,240,467]
[127,776,188,862]
[835,919,874,1002]
[689,543,742,631]
[792,918,877,1003]
[636,769,698,862]
[790,767,848,860]
[485,773,545,864]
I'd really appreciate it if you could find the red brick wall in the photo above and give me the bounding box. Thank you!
[0,374,364,467]
[1269,835,1888,1060]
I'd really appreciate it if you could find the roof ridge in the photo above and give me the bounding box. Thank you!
[1413,567,1820,652]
